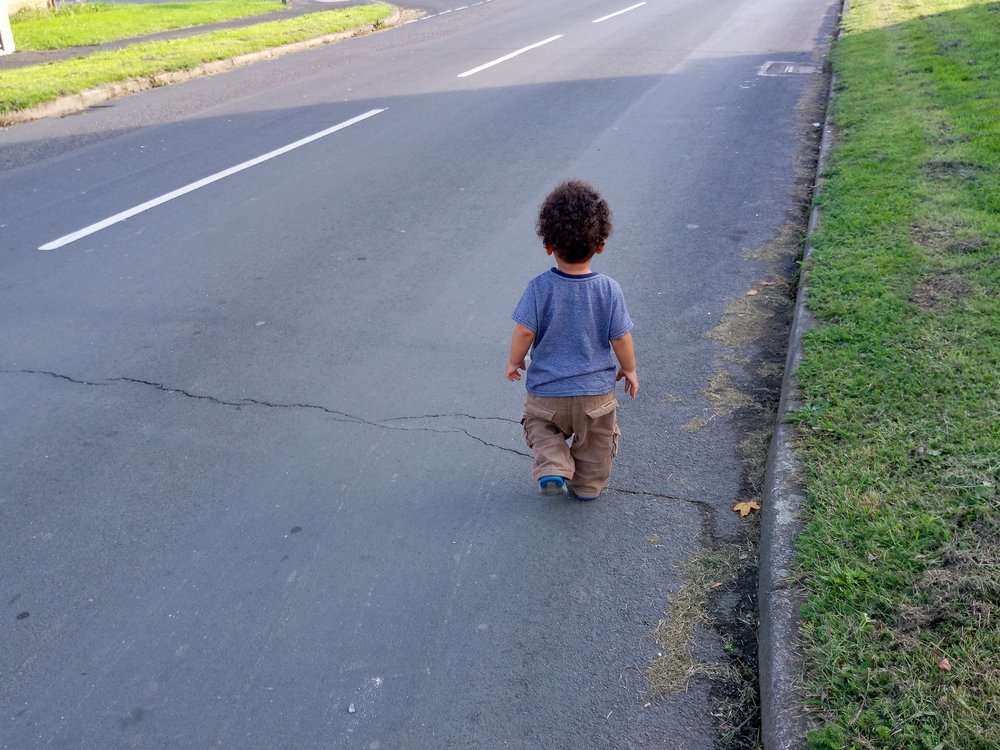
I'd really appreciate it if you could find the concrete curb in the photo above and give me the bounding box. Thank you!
[757,66,840,750]
[0,7,400,127]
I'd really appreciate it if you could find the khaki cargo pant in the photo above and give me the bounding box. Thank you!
[521,391,620,498]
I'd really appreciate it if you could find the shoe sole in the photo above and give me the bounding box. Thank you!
[539,483,568,496]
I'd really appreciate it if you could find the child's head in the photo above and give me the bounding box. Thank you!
[535,180,613,264]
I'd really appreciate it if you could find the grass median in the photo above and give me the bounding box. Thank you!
[11,1,285,50]
[794,0,999,747]
[0,3,393,115]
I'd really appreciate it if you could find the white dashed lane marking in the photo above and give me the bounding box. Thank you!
[457,35,564,78]
[593,2,647,24]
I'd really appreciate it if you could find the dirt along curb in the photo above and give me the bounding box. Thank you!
[757,67,840,750]
[0,6,401,127]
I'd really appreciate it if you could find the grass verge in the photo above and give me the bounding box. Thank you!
[11,1,284,50]
[0,3,393,114]
[793,0,999,747]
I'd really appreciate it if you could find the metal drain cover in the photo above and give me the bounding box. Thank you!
[758,61,820,76]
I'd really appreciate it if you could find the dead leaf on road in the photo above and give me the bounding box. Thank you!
[733,500,761,517]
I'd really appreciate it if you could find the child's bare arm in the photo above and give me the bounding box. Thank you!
[506,323,535,381]
[612,332,639,398]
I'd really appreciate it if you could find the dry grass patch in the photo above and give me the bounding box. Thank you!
[705,372,755,417]
[647,545,744,696]
[681,415,714,433]
[706,287,789,351]
[744,220,803,263]
[910,270,975,310]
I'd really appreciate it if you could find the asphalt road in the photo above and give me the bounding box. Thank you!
[1,0,837,746]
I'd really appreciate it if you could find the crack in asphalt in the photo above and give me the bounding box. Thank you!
[380,412,520,425]
[15,369,110,387]
[607,486,724,543]
[7,370,730,511]
[5,369,532,458]
[609,486,718,514]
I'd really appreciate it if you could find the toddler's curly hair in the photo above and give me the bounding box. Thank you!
[535,180,613,264]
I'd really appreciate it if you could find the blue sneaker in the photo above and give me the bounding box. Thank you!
[569,487,599,502]
[538,476,568,496]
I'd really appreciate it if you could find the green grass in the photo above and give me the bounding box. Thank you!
[0,4,393,114]
[11,1,284,50]
[794,0,1000,748]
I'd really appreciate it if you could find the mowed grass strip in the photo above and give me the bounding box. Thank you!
[794,0,999,748]
[11,1,284,50]
[0,3,392,113]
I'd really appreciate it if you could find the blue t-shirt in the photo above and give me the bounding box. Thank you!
[512,268,634,397]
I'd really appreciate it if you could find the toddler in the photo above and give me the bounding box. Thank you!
[506,180,638,500]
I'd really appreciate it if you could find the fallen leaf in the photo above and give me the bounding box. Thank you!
[733,500,761,517]
[938,658,952,672]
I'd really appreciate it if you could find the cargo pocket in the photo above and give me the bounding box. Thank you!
[584,399,617,420]
[521,401,557,450]
[584,398,619,457]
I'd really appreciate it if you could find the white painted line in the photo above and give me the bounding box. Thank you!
[593,2,646,23]
[457,35,563,78]
[39,109,386,251]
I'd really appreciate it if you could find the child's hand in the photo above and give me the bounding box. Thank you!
[506,359,526,381]
[616,368,639,398]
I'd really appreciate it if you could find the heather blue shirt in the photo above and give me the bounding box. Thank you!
[512,268,634,397]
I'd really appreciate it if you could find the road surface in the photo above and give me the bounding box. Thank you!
[1,0,837,746]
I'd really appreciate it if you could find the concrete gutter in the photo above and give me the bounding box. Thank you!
[757,67,840,750]
[0,6,400,127]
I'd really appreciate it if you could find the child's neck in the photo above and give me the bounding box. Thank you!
[555,259,594,275]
